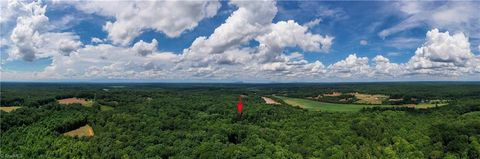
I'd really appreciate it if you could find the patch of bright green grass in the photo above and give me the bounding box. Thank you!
[275,96,396,112]
[83,101,94,107]
[415,103,447,109]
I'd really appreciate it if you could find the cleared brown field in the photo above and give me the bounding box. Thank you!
[0,106,21,112]
[63,124,94,137]
[57,98,92,106]
[262,97,280,105]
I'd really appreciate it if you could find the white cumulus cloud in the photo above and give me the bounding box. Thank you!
[258,20,333,52]
[66,1,221,45]
[132,39,158,56]
[42,43,178,79]
[180,0,278,67]
[406,28,479,76]
[6,0,81,61]
[372,55,404,77]
[327,54,373,78]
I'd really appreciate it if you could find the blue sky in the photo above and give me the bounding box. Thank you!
[1,0,479,82]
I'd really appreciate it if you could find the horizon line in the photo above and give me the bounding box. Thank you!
[1,80,480,84]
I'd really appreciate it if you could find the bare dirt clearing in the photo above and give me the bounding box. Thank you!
[0,106,21,112]
[63,124,94,137]
[57,98,92,106]
[262,97,280,105]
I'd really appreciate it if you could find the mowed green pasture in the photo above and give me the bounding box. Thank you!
[275,96,398,112]
[415,103,447,108]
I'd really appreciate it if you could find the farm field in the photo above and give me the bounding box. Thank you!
[415,103,447,109]
[351,93,389,104]
[0,106,21,112]
[57,98,93,107]
[276,96,447,111]
[275,96,396,112]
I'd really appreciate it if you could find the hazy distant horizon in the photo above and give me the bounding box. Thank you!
[2,80,480,84]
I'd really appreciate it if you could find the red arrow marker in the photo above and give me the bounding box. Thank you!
[237,96,243,113]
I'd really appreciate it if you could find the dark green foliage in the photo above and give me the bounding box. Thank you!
[1,82,479,158]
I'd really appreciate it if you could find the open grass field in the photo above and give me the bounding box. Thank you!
[276,96,448,112]
[63,124,94,137]
[415,103,447,108]
[57,98,93,107]
[275,96,398,112]
[0,106,21,112]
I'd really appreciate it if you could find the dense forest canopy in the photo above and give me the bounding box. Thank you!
[1,82,480,158]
